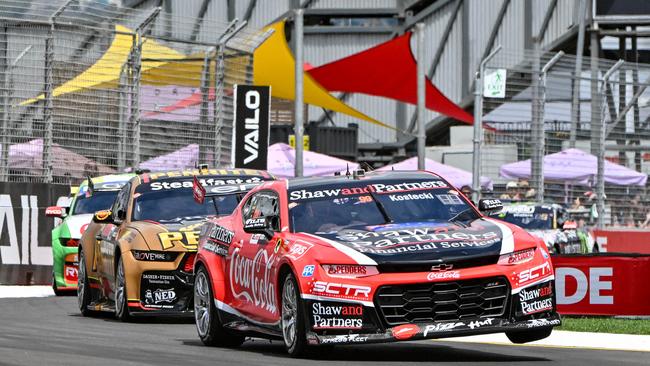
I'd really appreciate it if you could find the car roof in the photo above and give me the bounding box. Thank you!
[286,170,442,190]
[133,169,273,185]
[79,173,135,191]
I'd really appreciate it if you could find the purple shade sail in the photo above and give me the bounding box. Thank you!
[376,157,493,190]
[3,139,114,178]
[267,143,359,177]
[137,144,200,172]
[499,148,647,186]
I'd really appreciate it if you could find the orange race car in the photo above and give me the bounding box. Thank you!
[77,169,273,320]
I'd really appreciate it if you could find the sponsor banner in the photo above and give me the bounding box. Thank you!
[148,176,264,191]
[140,271,191,311]
[289,180,448,201]
[0,182,69,285]
[310,301,364,330]
[552,255,650,316]
[309,281,371,302]
[592,229,650,254]
[232,85,271,170]
[515,281,554,317]
[157,231,200,251]
[229,248,277,315]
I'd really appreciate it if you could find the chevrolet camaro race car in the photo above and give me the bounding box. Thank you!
[77,169,273,320]
[497,203,590,254]
[46,174,133,295]
[193,171,560,357]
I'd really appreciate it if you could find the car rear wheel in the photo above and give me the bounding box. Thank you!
[194,266,244,347]
[115,256,130,321]
[506,327,553,344]
[281,272,308,357]
[77,250,94,316]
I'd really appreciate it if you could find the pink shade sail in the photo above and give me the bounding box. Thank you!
[267,143,359,178]
[377,157,493,190]
[136,144,200,172]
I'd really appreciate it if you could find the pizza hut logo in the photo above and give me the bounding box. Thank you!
[392,324,420,340]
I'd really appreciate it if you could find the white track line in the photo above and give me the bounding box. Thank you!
[437,330,650,352]
[0,286,54,298]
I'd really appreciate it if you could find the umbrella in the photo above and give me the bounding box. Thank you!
[267,143,359,177]
[377,157,493,190]
[499,148,647,186]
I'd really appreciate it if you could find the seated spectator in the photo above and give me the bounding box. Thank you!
[500,181,521,201]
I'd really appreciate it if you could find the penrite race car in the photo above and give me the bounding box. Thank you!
[77,169,273,320]
[497,203,587,254]
[193,170,560,357]
[46,174,133,295]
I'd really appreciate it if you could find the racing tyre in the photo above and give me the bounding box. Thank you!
[52,275,66,297]
[77,250,94,316]
[506,327,553,344]
[115,256,131,321]
[281,272,308,357]
[194,266,244,347]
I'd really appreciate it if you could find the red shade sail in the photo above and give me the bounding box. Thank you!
[307,32,473,124]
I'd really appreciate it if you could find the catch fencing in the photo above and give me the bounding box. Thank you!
[0,0,271,185]
[477,47,650,229]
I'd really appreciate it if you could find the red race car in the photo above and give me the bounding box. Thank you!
[193,171,560,356]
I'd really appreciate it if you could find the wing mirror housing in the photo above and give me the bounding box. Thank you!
[243,217,274,240]
[478,199,503,214]
[92,210,114,224]
[45,206,66,218]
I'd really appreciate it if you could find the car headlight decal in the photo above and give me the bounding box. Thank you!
[321,264,378,278]
[497,247,535,265]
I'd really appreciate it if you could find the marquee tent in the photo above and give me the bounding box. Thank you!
[499,148,647,186]
[377,157,493,190]
[267,143,359,178]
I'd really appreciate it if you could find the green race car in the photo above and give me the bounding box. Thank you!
[46,174,134,295]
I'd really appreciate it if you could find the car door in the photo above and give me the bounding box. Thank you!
[227,190,281,323]
[97,183,131,292]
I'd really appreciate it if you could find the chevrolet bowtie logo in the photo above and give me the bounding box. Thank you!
[430,263,453,272]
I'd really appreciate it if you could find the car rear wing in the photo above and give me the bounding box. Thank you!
[192,175,262,204]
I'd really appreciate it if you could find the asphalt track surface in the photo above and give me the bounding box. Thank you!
[0,296,647,366]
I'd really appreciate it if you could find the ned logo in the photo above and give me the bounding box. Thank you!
[244,90,260,165]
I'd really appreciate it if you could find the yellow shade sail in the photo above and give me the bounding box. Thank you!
[253,21,394,129]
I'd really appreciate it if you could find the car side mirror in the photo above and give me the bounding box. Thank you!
[478,199,503,214]
[243,217,274,240]
[45,206,66,218]
[92,210,114,224]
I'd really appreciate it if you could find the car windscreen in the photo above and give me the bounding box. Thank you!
[288,179,478,234]
[498,206,554,230]
[71,190,119,215]
[132,188,239,223]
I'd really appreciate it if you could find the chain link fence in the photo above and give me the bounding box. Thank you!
[479,47,650,229]
[0,0,271,185]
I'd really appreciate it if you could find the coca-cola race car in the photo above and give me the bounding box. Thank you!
[193,171,560,356]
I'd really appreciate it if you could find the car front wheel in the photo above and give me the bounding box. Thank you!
[77,250,93,316]
[194,266,244,347]
[281,272,308,357]
[115,256,130,321]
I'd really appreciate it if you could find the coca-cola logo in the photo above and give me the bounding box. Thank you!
[229,248,277,314]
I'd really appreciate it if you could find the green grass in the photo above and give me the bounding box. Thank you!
[557,316,650,335]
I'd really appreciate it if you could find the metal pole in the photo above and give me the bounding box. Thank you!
[294,9,304,177]
[130,32,142,168]
[530,40,542,202]
[1,44,31,181]
[596,59,624,229]
[535,50,565,202]
[416,23,426,170]
[199,47,212,165]
[117,65,128,171]
[214,18,245,168]
[590,30,600,156]
[472,45,501,203]
[42,0,73,183]
[569,0,587,148]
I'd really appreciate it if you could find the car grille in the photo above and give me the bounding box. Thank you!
[375,276,509,326]
[377,255,499,273]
